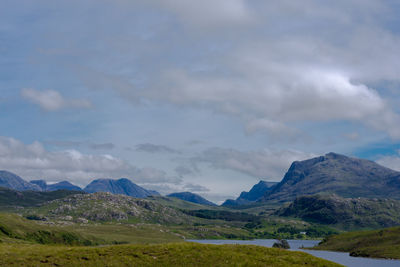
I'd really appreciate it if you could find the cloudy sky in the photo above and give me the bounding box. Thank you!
[2,0,400,203]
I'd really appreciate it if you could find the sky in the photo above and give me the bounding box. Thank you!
[2,0,400,203]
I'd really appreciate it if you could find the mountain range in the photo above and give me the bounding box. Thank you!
[3,152,400,205]
[222,181,278,206]
[0,170,159,198]
[167,192,216,206]
[30,180,82,191]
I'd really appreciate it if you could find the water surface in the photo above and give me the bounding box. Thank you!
[189,239,400,267]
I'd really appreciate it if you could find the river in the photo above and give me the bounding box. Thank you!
[188,239,400,267]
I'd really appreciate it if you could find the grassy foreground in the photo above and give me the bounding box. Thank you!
[0,242,342,266]
[313,226,400,259]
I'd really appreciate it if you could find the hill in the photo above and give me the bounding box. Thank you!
[31,180,82,191]
[0,170,40,191]
[0,187,84,210]
[167,192,216,206]
[261,152,400,202]
[30,192,194,224]
[222,181,278,206]
[275,194,400,230]
[0,213,99,245]
[0,242,341,267]
[313,226,400,259]
[83,178,159,198]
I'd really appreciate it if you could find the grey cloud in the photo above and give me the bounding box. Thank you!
[45,140,83,148]
[89,143,115,150]
[135,143,180,154]
[21,88,92,111]
[73,0,400,139]
[138,183,183,196]
[194,147,314,180]
[174,164,199,177]
[343,132,360,141]
[155,0,253,29]
[185,140,205,146]
[8,0,400,140]
[46,140,115,151]
[183,183,209,193]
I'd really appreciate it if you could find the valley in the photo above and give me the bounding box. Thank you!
[0,152,400,265]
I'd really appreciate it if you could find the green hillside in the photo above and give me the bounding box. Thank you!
[148,195,221,210]
[275,194,400,230]
[0,187,84,210]
[313,226,400,259]
[27,192,196,224]
[0,213,100,245]
[0,242,342,266]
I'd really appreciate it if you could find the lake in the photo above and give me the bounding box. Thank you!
[188,239,400,267]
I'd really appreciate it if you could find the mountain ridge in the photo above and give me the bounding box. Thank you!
[31,180,82,191]
[0,170,41,191]
[260,152,400,202]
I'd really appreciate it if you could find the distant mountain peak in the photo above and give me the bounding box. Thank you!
[83,178,159,198]
[0,170,41,191]
[167,192,216,206]
[222,180,278,206]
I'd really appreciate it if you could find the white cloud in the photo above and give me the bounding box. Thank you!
[21,88,92,111]
[6,1,400,141]
[108,59,398,138]
[0,136,177,186]
[376,151,400,172]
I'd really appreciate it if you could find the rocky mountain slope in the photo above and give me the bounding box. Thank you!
[222,181,278,206]
[31,192,194,224]
[83,178,159,198]
[167,192,216,206]
[261,153,400,202]
[275,194,400,230]
[0,170,41,191]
